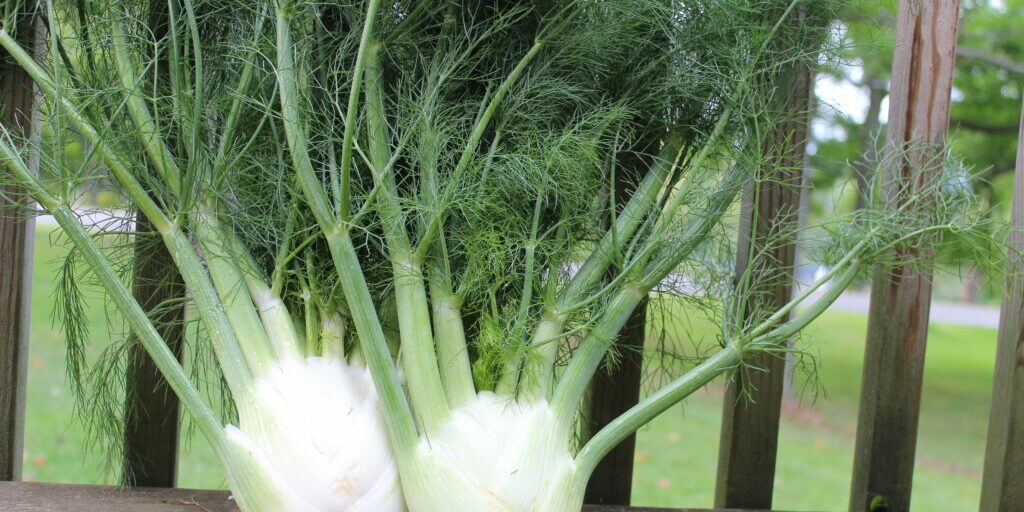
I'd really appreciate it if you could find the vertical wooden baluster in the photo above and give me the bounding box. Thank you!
[0,16,37,482]
[122,216,185,487]
[979,100,1024,512]
[582,2,677,498]
[583,302,646,505]
[121,1,186,487]
[848,1,960,511]
[713,27,813,509]
[584,140,656,503]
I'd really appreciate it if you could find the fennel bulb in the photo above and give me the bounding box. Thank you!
[223,357,404,512]
[401,393,582,512]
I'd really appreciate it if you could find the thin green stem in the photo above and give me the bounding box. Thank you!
[302,285,318,357]
[574,345,740,479]
[337,0,383,221]
[516,197,544,329]
[274,5,418,449]
[638,170,746,290]
[576,256,862,480]
[412,72,476,407]
[871,223,954,257]
[763,261,861,342]
[112,18,286,372]
[746,237,871,341]
[494,195,545,397]
[105,17,282,373]
[364,41,450,429]
[108,17,285,372]
[429,291,475,407]
[193,210,277,372]
[517,137,683,401]
[414,39,547,260]
[381,0,437,45]
[559,137,684,300]
[214,10,266,170]
[550,162,746,417]
[181,0,204,161]
[111,22,181,197]
[245,275,303,360]
[549,282,647,419]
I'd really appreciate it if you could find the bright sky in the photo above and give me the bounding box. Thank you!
[812,64,882,145]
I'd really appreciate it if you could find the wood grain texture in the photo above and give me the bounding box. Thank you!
[120,3,187,486]
[3,482,240,512]
[0,482,799,512]
[583,131,660,506]
[979,100,1024,512]
[848,1,960,511]
[122,216,186,487]
[583,301,646,505]
[713,22,813,511]
[0,20,38,482]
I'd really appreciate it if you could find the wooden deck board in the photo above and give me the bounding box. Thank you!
[0,481,795,512]
[3,482,239,512]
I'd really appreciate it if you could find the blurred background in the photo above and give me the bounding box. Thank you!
[18,0,1023,510]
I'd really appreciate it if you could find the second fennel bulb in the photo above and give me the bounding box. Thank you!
[401,392,584,512]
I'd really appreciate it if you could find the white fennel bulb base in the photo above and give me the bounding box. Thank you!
[221,357,404,512]
[401,392,584,512]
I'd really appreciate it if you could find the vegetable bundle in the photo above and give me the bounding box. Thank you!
[0,0,995,510]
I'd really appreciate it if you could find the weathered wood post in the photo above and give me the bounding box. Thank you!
[583,143,659,505]
[582,8,670,503]
[0,16,36,482]
[713,8,815,510]
[848,1,960,511]
[122,219,185,487]
[583,297,646,505]
[121,1,186,487]
[979,100,1024,512]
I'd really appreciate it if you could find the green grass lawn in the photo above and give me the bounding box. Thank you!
[22,226,998,511]
[23,226,224,488]
[630,313,997,511]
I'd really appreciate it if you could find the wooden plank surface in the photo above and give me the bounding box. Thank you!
[979,99,1024,511]
[848,1,960,511]
[0,481,794,512]
[0,19,38,482]
[3,482,240,512]
[713,12,813,510]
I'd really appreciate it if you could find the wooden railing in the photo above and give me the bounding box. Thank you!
[1,1,1021,511]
